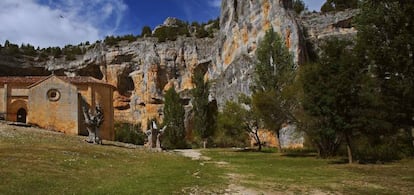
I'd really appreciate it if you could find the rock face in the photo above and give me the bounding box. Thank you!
[96,37,215,128]
[0,0,358,131]
[298,9,358,51]
[299,9,358,40]
[213,0,306,106]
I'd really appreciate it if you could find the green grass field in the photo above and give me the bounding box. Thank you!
[0,123,224,194]
[1,123,413,194]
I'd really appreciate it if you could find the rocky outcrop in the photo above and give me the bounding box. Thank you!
[299,9,358,50]
[212,0,306,106]
[100,37,215,127]
[0,0,358,131]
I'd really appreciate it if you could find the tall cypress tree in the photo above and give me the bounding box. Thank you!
[162,87,187,149]
[192,69,215,148]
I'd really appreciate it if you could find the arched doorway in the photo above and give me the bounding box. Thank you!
[17,108,27,123]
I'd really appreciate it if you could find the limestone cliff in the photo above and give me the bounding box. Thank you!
[213,0,306,106]
[0,0,358,129]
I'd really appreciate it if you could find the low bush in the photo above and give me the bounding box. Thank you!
[114,123,146,145]
[212,129,250,148]
[353,131,414,163]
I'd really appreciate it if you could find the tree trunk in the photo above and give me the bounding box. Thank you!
[345,133,353,164]
[258,141,262,151]
[276,131,282,152]
[411,127,414,148]
[254,133,262,151]
[203,139,207,149]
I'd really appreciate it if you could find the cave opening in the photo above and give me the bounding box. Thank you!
[118,74,135,97]
[233,0,238,21]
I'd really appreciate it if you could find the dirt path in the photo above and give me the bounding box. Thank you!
[174,149,211,160]
[174,149,273,195]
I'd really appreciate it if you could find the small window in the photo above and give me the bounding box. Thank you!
[47,89,60,101]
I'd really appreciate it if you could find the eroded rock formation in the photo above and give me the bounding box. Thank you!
[0,0,358,130]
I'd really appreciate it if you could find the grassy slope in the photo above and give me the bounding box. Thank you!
[0,124,224,194]
[1,123,413,194]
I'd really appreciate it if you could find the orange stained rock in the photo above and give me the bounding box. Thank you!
[251,129,278,148]
[163,81,174,92]
[262,0,271,31]
[286,28,291,49]
[263,0,270,17]
[242,26,249,44]
[140,104,163,131]
[263,20,271,31]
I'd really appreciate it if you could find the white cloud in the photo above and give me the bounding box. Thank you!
[0,0,127,48]
[208,0,222,8]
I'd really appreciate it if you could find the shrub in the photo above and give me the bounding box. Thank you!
[353,132,414,163]
[114,123,146,145]
[212,129,250,148]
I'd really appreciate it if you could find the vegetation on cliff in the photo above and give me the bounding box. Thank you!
[0,40,88,62]
[153,18,219,42]
[0,17,219,62]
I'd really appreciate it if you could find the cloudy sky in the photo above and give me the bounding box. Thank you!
[0,0,325,48]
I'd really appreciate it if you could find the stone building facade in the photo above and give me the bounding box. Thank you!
[0,75,115,140]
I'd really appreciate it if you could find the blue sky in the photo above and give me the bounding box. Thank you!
[0,0,324,48]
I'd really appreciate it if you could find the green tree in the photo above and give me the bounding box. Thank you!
[191,69,215,148]
[251,28,295,152]
[141,26,152,37]
[216,101,251,148]
[21,44,37,56]
[195,26,209,38]
[162,87,187,149]
[220,95,263,150]
[4,40,10,47]
[52,47,62,58]
[292,0,306,14]
[300,38,382,163]
[355,0,414,156]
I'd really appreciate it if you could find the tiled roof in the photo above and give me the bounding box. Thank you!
[0,76,115,88]
[0,76,44,84]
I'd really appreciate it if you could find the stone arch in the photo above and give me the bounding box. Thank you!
[8,99,28,122]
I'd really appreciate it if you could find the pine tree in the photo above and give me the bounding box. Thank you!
[162,87,187,149]
[141,26,152,37]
